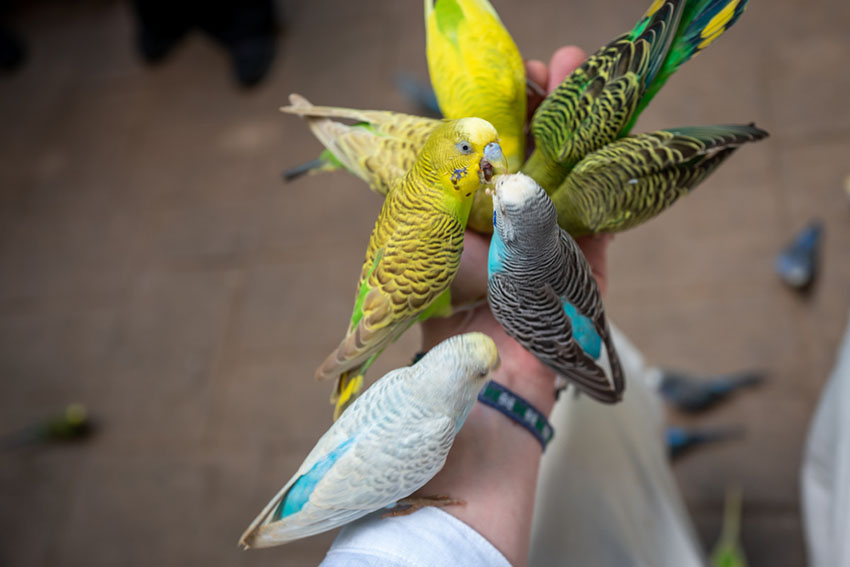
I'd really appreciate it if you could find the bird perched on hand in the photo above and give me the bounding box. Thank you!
[524,0,751,193]
[425,0,527,232]
[487,173,624,403]
[239,332,501,548]
[317,117,504,419]
[550,124,768,235]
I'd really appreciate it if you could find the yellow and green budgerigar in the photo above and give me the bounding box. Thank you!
[425,0,526,232]
[281,94,441,196]
[524,0,751,193]
[316,117,505,420]
[552,123,768,236]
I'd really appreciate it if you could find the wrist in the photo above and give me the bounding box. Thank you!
[489,336,557,418]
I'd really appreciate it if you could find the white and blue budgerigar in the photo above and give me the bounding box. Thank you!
[487,173,624,403]
[239,332,500,548]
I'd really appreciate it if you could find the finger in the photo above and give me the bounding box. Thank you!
[547,46,587,93]
[524,59,548,120]
[575,234,612,296]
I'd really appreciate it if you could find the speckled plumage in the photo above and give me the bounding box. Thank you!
[281,94,441,194]
[240,332,500,548]
[488,173,624,403]
[317,118,504,419]
[524,0,751,192]
[551,123,768,235]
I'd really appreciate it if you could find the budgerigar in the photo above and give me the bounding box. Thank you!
[711,486,748,567]
[281,94,440,195]
[658,367,763,413]
[775,220,822,291]
[239,332,501,548]
[317,117,504,419]
[524,0,751,192]
[550,124,768,235]
[425,0,526,232]
[487,173,624,403]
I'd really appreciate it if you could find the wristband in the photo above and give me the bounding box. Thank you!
[477,380,554,451]
[412,351,554,451]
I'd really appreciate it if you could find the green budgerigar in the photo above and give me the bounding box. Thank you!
[316,117,505,420]
[425,0,526,233]
[524,0,751,193]
[552,123,768,235]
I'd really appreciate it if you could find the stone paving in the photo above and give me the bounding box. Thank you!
[1,1,849,565]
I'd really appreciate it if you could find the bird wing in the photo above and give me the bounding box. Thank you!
[555,124,768,233]
[530,0,684,167]
[282,94,441,194]
[316,213,464,381]
[243,415,456,547]
[488,271,619,402]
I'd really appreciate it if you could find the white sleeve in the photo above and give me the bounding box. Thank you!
[319,507,511,567]
[802,308,850,567]
[530,324,706,567]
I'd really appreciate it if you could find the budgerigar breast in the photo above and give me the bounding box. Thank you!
[357,189,465,322]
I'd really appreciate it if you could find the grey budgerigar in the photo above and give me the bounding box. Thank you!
[488,173,624,403]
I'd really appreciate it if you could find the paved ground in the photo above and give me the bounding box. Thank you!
[1,0,849,565]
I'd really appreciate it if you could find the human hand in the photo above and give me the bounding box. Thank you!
[417,46,612,567]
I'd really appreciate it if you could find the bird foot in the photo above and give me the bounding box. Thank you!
[382,495,466,518]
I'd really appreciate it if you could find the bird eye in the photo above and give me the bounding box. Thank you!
[456,141,472,154]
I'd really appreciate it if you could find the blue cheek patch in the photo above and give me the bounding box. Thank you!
[451,166,468,182]
[560,299,602,359]
[275,437,356,520]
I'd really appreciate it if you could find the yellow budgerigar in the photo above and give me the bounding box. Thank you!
[316,117,505,420]
[425,0,526,231]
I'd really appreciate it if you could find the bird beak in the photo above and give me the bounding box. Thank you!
[479,142,506,184]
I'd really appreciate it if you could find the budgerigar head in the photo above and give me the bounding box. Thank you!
[491,172,558,248]
[420,117,505,211]
[414,332,500,421]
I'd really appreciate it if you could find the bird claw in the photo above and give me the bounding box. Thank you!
[382,495,466,518]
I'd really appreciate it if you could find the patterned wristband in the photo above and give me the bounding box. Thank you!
[477,380,554,451]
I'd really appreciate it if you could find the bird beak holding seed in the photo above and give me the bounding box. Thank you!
[479,142,505,184]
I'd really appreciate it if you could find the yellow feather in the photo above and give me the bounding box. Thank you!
[425,0,526,175]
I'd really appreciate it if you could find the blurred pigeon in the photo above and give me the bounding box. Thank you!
[659,369,764,413]
[711,486,748,567]
[667,425,743,460]
[775,220,823,291]
[2,403,95,449]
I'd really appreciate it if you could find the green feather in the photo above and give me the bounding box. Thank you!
[626,0,750,132]
[350,248,384,330]
[434,0,465,48]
